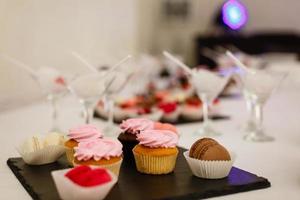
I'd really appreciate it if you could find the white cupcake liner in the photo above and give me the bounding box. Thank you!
[17,145,65,165]
[183,151,235,179]
[51,168,117,200]
[73,158,123,177]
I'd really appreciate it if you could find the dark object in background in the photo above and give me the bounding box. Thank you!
[195,32,300,67]
[162,0,190,20]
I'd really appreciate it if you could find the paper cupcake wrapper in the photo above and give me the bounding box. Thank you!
[17,145,65,165]
[183,151,235,179]
[51,168,117,200]
[133,151,178,174]
[73,158,123,177]
[65,147,75,166]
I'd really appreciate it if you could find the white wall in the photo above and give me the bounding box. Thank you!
[0,0,138,110]
[0,0,299,110]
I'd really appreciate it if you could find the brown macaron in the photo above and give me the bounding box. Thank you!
[189,138,231,161]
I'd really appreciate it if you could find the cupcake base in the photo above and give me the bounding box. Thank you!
[73,157,123,177]
[133,145,178,175]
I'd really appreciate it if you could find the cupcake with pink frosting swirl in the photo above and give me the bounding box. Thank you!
[73,138,123,177]
[133,129,179,175]
[118,118,159,159]
[64,125,103,165]
[118,118,179,161]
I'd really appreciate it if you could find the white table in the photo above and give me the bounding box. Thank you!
[1,76,300,200]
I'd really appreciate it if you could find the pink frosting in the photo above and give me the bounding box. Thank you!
[120,118,155,134]
[74,138,123,161]
[137,129,179,148]
[68,125,103,142]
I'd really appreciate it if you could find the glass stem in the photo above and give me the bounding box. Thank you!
[107,99,115,127]
[254,103,264,134]
[201,94,210,126]
[49,95,59,131]
[83,102,95,124]
[246,99,255,126]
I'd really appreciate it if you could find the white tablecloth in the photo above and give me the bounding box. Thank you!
[1,76,300,199]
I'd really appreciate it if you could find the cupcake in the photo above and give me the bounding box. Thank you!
[73,138,123,177]
[183,138,235,179]
[133,129,179,174]
[118,118,158,159]
[51,166,117,200]
[17,132,65,165]
[64,125,103,165]
[181,97,203,120]
[158,102,181,123]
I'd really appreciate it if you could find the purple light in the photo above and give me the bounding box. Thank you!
[222,0,248,30]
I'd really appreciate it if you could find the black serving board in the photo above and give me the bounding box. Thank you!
[94,112,230,125]
[7,148,270,200]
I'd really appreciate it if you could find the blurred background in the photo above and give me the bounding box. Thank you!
[0,0,299,111]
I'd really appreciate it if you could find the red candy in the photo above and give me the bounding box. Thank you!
[65,166,112,187]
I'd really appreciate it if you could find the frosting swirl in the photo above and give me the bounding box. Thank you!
[137,129,179,148]
[74,138,123,161]
[120,118,155,134]
[68,125,103,142]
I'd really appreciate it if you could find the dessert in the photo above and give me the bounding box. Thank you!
[133,129,179,174]
[118,118,158,159]
[184,138,234,179]
[51,166,117,200]
[181,96,203,120]
[64,125,103,165]
[73,138,123,176]
[158,102,181,122]
[189,138,230,160]
[17,132,65,165]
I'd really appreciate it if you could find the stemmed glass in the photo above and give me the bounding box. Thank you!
[35,67,69,131]
[68,73,116,124]
[103,70,135,136]
[241,70,286,142]
[191,69,230,136]
[0,54,68,132]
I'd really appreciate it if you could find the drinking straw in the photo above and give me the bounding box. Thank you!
[163,51,193,75]
[71,51,98,73]
[226,50,255,74]
[0,54,38,77]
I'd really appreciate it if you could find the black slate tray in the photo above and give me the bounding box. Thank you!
[7,148,270,200]
[94,112,230,125]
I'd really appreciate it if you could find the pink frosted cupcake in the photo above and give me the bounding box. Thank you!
[118,118,159,159]
[64,125,103,165]
[133,129,179,174]
[73,138,123,177]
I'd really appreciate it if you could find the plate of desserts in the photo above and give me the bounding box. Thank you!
[95,93,229,124]
[8,118,270,200]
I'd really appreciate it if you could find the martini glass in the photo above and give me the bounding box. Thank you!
[103,70,135,136]
[241,70,286,142]
[68,73,116,124]
[35,67,69,132]
[191,69,230,136]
